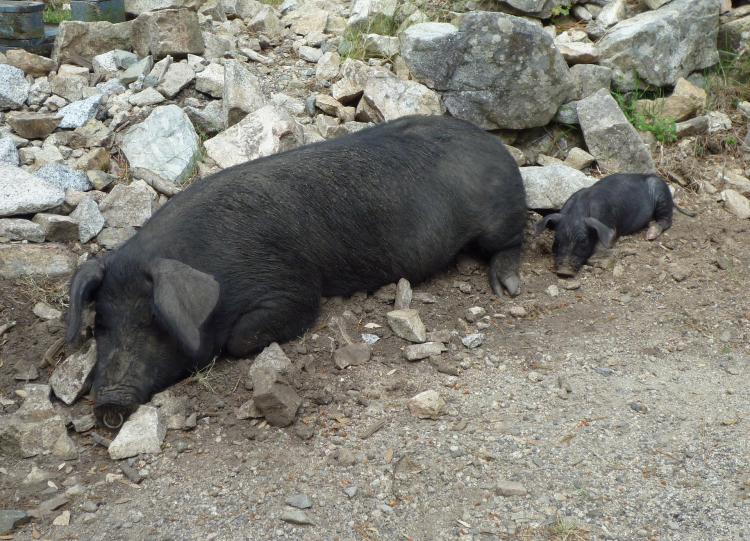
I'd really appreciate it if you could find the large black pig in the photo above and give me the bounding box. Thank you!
[66,115,526,428]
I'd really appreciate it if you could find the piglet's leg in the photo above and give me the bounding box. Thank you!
[226,291,320,357]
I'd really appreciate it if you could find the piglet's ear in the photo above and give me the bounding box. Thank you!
[534,213,562,235]
[150,258,220,357]
[66,258,105,343]
[584,217,616,249]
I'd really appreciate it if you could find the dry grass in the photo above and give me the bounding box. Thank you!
[14,276,70,312]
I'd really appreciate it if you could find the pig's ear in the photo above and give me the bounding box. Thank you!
[66,258,105,343]
[584,217,616,248]
[150,258,220,357]
[534,213,562,234]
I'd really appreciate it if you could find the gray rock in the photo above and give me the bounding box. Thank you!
[87,170,116,191]
[598,0,720,90]
[121,105,200,184]
[407,389,445,419]
[92,50,138,79]
[52,20,133,66]
[194,62,224,98]
[32,303,60,323]
[285,494,313,509]
[348,0,397,30]
[247,6,283,37]
[96,78,127,97]
[252,367,302,427]
[400,15,573,129]
[404,342,445,361]
[465,306,486,322]
[96,226,136,249]
[564,147,596,170]
[204,105,304,169]
[298,45,322,63]
[34,163,92,192]
[184,100,224,136]
[58,95,103,130]
[223,60,265,127]
[363,34,399,58]
[49,341,97,405]
[108,405,166,459]
[0,65,31,110]
[569,64,612,101]
[721,189,750,219]
[0,244,76,278]
[73,413,95,432]
[394,278,413,310]
[157,62,195,98]
[70,197,105,243]
[493,0,571,18]
[128,87,166,107]
[280,508,314,525]
[587,0,626,37]
[49,72,88,102]
[333,343,372,369]
[0,164,65,217]
[0,138,19,166]
[707,111,731,134]
[0,510,30,535]
[316,51,341,81]
[577,89,655,174]
[132,9,205,60]
[0,219,45,242]
[461,333,484,348]
[0,384,70,458]
[247,342,292,389]
[32,213,79,242]
[521,164,598,209]
[125,0,200,16]
[99,181,156,228]
[235,399,263,420]
[676,116,709,138]
[386,309,426,343]
[496,480,528,497]
[362,72,443,122]
[121,56,154,85]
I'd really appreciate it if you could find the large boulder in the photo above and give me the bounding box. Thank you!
[0,164,64,217]
[120,105,200,185]
[204,105,304,169]
[400,14,574,130]
[577,89,655,174]
[598,0,720,90]
[52,20,133,67]
[132,9,205,60]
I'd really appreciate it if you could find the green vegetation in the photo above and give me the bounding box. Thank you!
[613,88,678,145]
[259,0,283,6]
[550,5,571,18]
[338,16,397,60]
[43,4,71,24]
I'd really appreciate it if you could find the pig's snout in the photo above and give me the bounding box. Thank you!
[94,389,140,429]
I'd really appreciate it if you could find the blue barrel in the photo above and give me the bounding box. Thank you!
[70,0,125,22]
[0,1,45,40]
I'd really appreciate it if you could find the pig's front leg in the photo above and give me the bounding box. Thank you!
[226,291,321,357]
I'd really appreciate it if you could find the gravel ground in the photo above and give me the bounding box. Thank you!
[2,189,749,541]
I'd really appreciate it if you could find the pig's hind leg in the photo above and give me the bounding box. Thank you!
[646,177,674,241]
[226,290,320,357]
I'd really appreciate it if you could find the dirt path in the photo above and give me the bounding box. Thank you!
[1,189,749,541]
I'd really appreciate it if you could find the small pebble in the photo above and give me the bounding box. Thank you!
[461,333,484,349]
[344,486,358,498]
[285,494,312,509]
[629,401,648,414]
[509,306,527,318]
[280,509,314,525]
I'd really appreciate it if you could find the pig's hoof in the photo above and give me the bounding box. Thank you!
[492,273,521,297]
[645,223,663,241]
[555,267,577,278]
